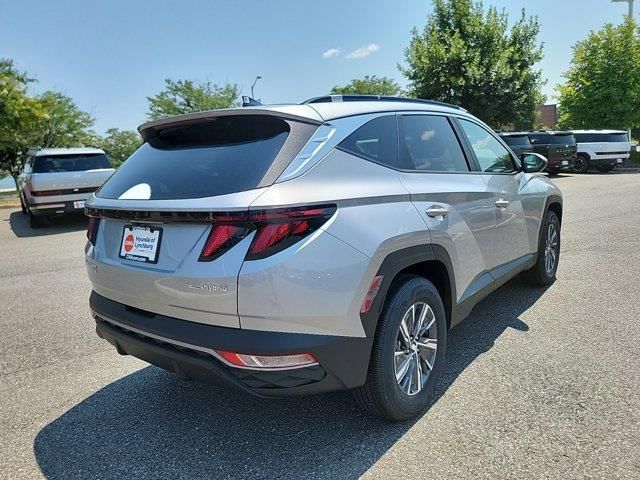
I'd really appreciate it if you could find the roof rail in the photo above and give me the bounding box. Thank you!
[302,94,465,110]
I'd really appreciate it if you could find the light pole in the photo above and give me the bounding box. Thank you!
[251,76,262,99]
[612,0,634,18]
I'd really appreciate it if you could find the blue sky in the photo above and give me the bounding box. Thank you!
[0,0,632,134]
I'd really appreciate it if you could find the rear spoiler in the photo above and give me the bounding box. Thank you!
[137,107,323,142]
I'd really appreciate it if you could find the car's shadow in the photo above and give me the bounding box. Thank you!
[34,279,546,480]
[7,211,87,238]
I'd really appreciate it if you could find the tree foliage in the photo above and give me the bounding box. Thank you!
[401,0,544,129]
[0,59,45,176]
[557,19,640,129]
[147,79,240,120]
[331,75,404,96]
[96,128,142,167]
[0,59,96,178]
[31,91,95,148]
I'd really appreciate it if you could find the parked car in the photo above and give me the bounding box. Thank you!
[498,132,534,158]
[84,95,562,421]
[17,147,115,228]
[572,130,631,173]
[527,131,577,174]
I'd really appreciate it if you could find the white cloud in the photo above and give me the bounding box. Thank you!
[345,43,380,60]
[322,48,341,59]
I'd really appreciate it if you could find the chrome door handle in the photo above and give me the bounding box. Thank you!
[495,199,510,209]
[426,206,448,219]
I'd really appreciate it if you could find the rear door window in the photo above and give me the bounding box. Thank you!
[33,154,112,173]
[607,133,629,142]
[97,115,315,200]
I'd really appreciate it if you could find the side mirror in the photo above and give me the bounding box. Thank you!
[520,152,548,173]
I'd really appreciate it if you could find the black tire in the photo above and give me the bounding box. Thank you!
[353,275,447,421]
[574,155,589,173]
[596,165,614,173]
[521,210,560,286]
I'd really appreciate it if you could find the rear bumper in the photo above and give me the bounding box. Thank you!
[546,156,575,170]
[28,199,87,216]
[587,156,628,167]
[90,291,373,397]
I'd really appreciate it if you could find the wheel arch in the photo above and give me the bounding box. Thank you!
[360,244,456,337]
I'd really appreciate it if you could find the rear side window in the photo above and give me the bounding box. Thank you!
[574,133,606,143]
[97,115,314,200]
[33,154,112,173]
[338,115,398,169]
[459,119,515,173]
[607,133,629,142]
[399,115,469,172]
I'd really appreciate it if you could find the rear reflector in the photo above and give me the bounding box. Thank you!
[215,350,317,369]
[360,275,384,314]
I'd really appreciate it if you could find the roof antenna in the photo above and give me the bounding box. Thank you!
[242,96,262,107]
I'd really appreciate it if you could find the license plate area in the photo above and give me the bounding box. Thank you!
[119,225,162,264]
[74,200,85,209]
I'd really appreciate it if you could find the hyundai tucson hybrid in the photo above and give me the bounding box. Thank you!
[17,147,115,228]
[85,95,562,421]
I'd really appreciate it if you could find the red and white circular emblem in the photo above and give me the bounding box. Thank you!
[124,234,135,252]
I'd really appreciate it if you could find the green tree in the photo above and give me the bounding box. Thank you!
[331,75,404,96]
[557,19,640,129]
[0,59,45,178]
[401,0,544,129]
[147,78,240,120]
[96,128,142,167]
[31,91,95,148]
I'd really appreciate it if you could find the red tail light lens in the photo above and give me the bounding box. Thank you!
[31,189,64,197]
[199,224,250,261]
[197,205,336,262]
[87,217,100,245]
[246,205,336,260]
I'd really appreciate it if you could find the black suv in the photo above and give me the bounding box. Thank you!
[528,131,577,175]
[499,132,533,158]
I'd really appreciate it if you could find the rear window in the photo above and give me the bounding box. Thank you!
[529,133,575,145]
[500,134,531,147]
[33,154,112,173]
[97,115,314,200]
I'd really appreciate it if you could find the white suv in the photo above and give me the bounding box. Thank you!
[17,147,115,227]
[572,130,631,173]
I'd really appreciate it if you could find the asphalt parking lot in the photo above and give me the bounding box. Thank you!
[1,172,639,479]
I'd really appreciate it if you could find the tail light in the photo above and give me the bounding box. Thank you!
[87,217,100,245]
[198,205,336,261]
[216,350,317,369]
[31,189,64,197]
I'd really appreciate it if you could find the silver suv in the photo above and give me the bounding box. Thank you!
[85,95,562,421]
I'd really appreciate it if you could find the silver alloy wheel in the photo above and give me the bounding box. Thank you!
[544,223,558,275]
[394,302,438,396]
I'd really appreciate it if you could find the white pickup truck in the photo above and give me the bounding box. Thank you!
[17,147,115,227]
[572,130,631,173]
